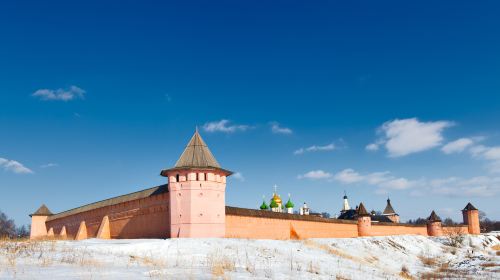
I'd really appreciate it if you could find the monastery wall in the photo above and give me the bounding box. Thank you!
[45,187,170,239]
[225,207,359,239]
[370,223,428,236]
[225,207,471,239]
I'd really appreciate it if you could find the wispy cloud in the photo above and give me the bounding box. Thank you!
[333,168,415,191]
[203,120,251,133]
[441,138,475,154]
[365,143,379,151]
[427,176,500,197]
[0,157,33,174]
[469,144,500,173]
[297,164,500,197]
[40,163,58,168]
[294,143,335,155]
[367,118,453,157]
[231,172,245,181]
[32,85,85,101]
[270,122,292,135]
[297,170,333,180]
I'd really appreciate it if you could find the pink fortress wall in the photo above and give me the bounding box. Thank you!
[224,207,471,240]
[226,215,359,239]
[41,201,472,240]
[45,192,170,239]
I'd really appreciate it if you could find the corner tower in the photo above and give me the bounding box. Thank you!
[29,204,53,239]
[382,198,400,223]
[161,129,232,238]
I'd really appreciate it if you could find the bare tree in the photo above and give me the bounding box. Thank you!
[0,210,16,237]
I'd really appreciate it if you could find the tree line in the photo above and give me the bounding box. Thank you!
[0,210,30,238]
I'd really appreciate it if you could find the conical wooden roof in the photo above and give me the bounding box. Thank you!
[428,210,441,222]
[383,198,396,215]
[174,129,221,169]
[463,202,477,211]
[161,129,232,177]
[357,202,370,217]
[30,204,53,217]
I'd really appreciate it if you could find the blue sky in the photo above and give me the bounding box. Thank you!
[1,1,500,226]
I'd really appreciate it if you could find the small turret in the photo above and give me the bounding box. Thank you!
[356,202,371,237]
[29,204,53,239]
[462,202,480,234]
[382,197,400,223]
[426,210,443,236]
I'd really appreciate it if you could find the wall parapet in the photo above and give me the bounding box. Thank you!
[372,222,427,227]
[225,206,357,224]
[48,184,168,222]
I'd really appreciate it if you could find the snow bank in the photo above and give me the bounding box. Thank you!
[0,234,498,279]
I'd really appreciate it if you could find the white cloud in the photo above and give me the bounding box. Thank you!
[231,172,245,181]
[333,169,364,183]
[298,170,333,180]
[441,138,474,154]
[333,168,415,191]
[32,85,85,101]
[370,118,453,157]
[365,143,379,151]
[468,144,500,173]
[427,176,500,197]
[294,143,335,155]
[0,158,33,174]
[40,163,58,168]
[482,147,500,160]
[270,122,292,135]
[203,120,250,133]
[379,178,414,190]
[302,165,500,197]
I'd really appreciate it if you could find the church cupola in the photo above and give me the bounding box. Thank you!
[285,194,294,214]
[260,196,269,210]
[269,185,283,213]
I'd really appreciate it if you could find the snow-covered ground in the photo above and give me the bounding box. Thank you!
[0,234,498,279]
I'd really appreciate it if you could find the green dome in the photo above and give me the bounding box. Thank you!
[270,198,279,208]
[285,198,294,208]
[260,200,269,210]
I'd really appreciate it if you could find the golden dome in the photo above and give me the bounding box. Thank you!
[272,193,282,204]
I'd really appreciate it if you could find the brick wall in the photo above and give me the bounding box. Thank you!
[225,207,358,239]
[225,207,470,239]
[46,192,170,239]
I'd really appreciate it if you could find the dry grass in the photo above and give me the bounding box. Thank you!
[419,262,470,279]
[443,227,465,248]
[418,255,438,267]
[399,265,413,280]
[207,251,235,277]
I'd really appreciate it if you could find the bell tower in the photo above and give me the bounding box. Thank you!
[161,129,232,238]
